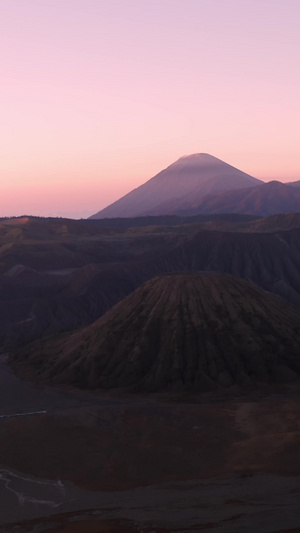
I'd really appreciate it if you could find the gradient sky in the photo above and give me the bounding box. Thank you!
[1,0,300,218]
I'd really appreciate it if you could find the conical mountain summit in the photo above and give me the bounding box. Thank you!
[90,154,262,219]
[13,272,300,392]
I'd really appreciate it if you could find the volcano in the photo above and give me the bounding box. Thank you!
[90,154,262,219]
[13,272,300,392]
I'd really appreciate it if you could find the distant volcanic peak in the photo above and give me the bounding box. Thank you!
[259,181,299,194]
[179,153,211,158]
[177,153,234,163]
[175,153,220,164]
[15,271,300,392]
[90,154,261,219]
[264,180,288,187]
[170,153,247,171]
[259,180,300,199]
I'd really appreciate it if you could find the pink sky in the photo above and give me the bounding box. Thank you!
[1,0,300,218]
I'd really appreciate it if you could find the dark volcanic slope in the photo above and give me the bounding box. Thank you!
[243,212,300,232]
[13,272,300,392]
[155,228,300,307]
[183,180,300,217]
[90,154,261,219]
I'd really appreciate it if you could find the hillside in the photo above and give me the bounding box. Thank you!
[12,272,300,391]
[288,180,300,187]
[90,154,262,218]
[3,214,300,347]
[180,181,300,217]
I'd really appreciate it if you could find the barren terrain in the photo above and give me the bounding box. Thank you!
[3,212,300,531]
[2,354,300,531]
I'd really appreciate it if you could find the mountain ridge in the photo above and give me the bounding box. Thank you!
[179,180,300,217]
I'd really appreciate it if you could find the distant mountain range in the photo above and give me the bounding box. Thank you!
[90,154,300,218]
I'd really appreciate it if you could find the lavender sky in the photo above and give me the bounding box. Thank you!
[1,0,300,218]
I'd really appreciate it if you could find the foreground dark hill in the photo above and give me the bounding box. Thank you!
[90,154,262,218]
[182,180,300,217]
[12,272,300,392]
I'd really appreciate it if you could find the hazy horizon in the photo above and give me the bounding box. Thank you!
[1,0,300,218]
